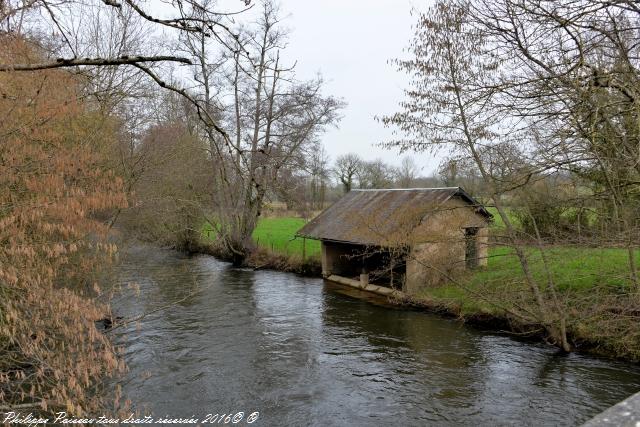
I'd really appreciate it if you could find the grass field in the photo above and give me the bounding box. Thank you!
[419,245,640,314]
[203,218,321,257]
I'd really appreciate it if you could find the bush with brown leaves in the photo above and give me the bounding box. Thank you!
[0,36,127,415]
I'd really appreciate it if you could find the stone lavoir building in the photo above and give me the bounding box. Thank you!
[296,187,492,295]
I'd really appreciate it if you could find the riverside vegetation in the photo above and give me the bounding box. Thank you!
[0,37,128,415]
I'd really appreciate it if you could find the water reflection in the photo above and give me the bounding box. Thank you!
[110,246,640,426]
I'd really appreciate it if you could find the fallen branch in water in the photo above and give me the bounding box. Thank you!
[105,281,208,333]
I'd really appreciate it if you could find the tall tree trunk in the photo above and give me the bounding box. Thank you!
[446,44,570,351]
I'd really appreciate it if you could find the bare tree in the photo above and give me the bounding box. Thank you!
[358,159,396,189]
[0,0,254,141]
[334,153,363,193]
[438,159,460,187]
[384,0,640,354]
[397,156,420,188]
[382,0,571,351]
[467,0,640,290]
[179,0,343,262]
[308,145,331,210]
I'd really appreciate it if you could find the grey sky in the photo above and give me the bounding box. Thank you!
[281,0,440,174]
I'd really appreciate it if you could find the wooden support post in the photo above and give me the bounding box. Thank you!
[302,237,306,261]
[360,272,369,285]
[360,262,369,285]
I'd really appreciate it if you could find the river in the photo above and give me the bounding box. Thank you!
[109,245,640,426]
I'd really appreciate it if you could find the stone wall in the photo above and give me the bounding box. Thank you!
[582,391,640,426]
[404,198,489,295]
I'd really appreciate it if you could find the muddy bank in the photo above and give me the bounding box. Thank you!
[188,240,322,276]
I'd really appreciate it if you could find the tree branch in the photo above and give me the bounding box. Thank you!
[0,55,192,72]
[129,62,231,141]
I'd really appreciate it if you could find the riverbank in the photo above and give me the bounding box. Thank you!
[190,239,322,276]
[197,217,640,362]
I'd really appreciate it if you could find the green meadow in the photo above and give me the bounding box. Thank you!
[202,217,321,258]
[418,245,640,314]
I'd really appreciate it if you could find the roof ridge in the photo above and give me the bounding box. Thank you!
[351,187,459,192]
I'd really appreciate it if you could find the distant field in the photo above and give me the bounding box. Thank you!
[485,206,518,229]
[252,217,321,257]
[202,217,321,257]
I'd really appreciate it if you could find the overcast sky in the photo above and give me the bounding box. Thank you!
[219,0,441,174]
[282,1,441,173]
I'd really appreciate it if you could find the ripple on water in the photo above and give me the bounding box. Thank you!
[108,245,640,426]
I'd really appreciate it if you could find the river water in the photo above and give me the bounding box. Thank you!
[109,246,640,426]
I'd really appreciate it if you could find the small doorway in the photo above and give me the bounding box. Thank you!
[465,227,479,269]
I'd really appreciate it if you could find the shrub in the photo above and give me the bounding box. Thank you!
[0,36,127,415]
